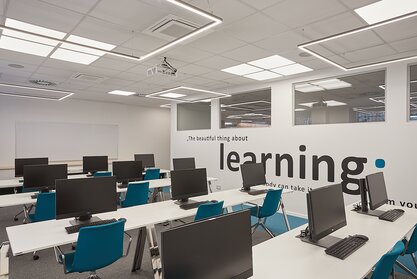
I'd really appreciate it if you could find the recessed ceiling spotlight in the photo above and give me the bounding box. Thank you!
[8,63,24,68]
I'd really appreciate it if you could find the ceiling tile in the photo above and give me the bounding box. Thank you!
[7,0,83,33]
[121,33,169,53]
[39,0,99,14]
[390,37,417,53]
[222,45,271,62]
[164,45,212,63]
[343,44,397,63]
[239,0,284,10]
[90,57,137,71]
[254,30,309,53]
[222,12,289,43]
[201,70,237,81]
[187,31,246,54]
[178,64,212,76]
[196,56,241,70]
[338,0,380,9]
[263,0,347,28]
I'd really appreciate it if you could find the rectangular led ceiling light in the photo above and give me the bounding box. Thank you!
[311,79,352,90]
[271,64,313,76]
[50,48,101,65]
[221,64,263,75]
[160,92,186,98]
[298,10,417,71]
[0,83,74,101]
[146,86,230,102]
[244,71,282,81]
[355,0,417,24]
[0,1,222,63]
[248,55,295,69]
[108,90,137,96]
[294,84,325,93]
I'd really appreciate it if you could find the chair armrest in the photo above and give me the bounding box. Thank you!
[123,231,132,258]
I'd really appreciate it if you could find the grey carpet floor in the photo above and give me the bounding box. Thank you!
[0,204,413,279]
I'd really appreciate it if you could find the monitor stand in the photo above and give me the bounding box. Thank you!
[356,209,385,217]
[174,198,192,206]
[240,187,268,196]
[298,234,342,249]
[69,214,101,226]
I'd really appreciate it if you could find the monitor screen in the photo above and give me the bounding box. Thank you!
[170,168,208,201]
[134,154,155,168]
[23,164,68,191]
[55,176,117,220]
[307,184,346,242]
[172,157,196,170]
[15,157,48,177]
[240,163,266,189]
[366,172,388,210]
[112,161,143,183]
[83,156,108,173]
[161,210,253,279]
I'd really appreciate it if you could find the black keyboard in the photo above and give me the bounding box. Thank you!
[65,219,117,234]
[379,209,404,222]
[248,189,269,196]
[180,201,210,210]
[325,235,368,260]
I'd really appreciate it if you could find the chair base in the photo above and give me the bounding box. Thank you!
[251,219,275,238]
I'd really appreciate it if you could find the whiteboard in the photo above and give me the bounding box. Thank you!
[15,121,118,161]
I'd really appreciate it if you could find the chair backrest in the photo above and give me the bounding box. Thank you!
[144,168,160,180]
[371,240,405,279]
[259,189,283,218]
[93,171,112,177]
[33,192,56,222]
[405,224,417,254]
[122,182,149,208]
[71,219,126,273]
[194,201,224,221]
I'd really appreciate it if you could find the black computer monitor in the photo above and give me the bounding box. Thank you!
[305,184,347,247]
[366,172,389,211]
[15,157,48,177]
[112,161,143,185]
[172,157,196,170]
[240,162,266,191]
[55,176,117,224]
[134,154,155,168]
[23,164,68,192]
[161,210,253,279]
[82,156,108,173]
[171,168,208,203]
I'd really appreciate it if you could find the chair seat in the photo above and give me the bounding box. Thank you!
[59,252,75,273]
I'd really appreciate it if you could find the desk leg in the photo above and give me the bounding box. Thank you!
[146,225,161,279]
[208,181,213,193]
[151,189,159,203]
[280,199,291,231]
[131,227,146,272]
[0,242,9,278]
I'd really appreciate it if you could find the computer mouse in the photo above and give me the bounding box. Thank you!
[210,200,218,203]
[396,209,405,213]
[354,234,369,241]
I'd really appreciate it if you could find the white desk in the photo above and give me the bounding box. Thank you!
[0,174,88,190]
[251,204,417,279]
[4,186,291,278]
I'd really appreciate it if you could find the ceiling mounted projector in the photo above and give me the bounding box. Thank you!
[147,57,177,77]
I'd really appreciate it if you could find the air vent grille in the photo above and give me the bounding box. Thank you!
[144,15,199,40]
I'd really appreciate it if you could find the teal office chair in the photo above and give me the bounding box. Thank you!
[121,182,149,208]
[28,192,56,260]
[396,224,417,277]
[248,188,283,238]
[56,218,131,279]
[366,241,405,279]
[93,171,112,177]
[14,183,37,222]
[194,201,224,222]
[144,168,160,180]
[28,192,56,222]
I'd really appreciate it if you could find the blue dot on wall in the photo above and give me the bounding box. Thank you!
[375,159,385,168]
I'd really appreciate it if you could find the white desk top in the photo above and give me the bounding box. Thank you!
[7,186,290,256]
[0,169,171,189]
[0,177,218,208]
[251,204,417,279]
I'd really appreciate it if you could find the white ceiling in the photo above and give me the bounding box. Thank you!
[0,0,388,107]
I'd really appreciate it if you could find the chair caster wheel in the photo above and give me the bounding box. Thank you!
[14,217,18,221]
[33,255,39,260]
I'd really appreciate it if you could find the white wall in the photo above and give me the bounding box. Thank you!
[171,61,417,216]
[0,96,171,179]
